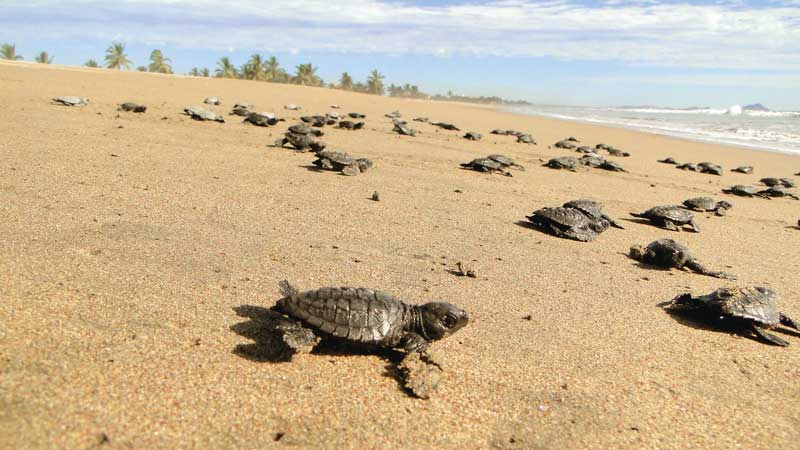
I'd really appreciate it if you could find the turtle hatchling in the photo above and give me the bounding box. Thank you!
[431,121,460,131]
[243,112,281,127]
[698,162,723,176]
[487,154,525,171]
[658,157,679,165]
[272,281,469,353]
[349,112,367,119]
[682,197,733,216]
[525,207,605,242]
[52,96,88,106]
[580,154,606,168]
[460,157,511,176]
[631,205,699,232]
[562,199,624,230]
[230,105,252,116]
[598,160,627,172]
[732,166,753,174]
[204,97,222,105]
[575,146,596,154]
[722,185,766,198]
[629,239,735,279]
[677,163,698,171]
[118,102,146,113]
[184,106,224,123]
[544,156,581,171]
[393,122,417,136]
[761,177,796,188]
[517,134,536,145]
[555,140,577,150]
[666,287,799,346]
[758,186,799,200]
[606,147,631,157]
[338,120,365,130]
[463,132,482,141]
[313,150,373,176]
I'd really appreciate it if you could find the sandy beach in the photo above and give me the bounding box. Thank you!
[1,61,799,449]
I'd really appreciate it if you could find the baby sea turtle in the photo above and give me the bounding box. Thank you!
[658,157,679,165]
[677,163,698,171]
[313,150,373,176]
[52,96,88,106]
[598,160,627,172]
[698,162,723,176]
[682,197,733,216]
[575,146,596,154]
[349,112,367,119]
[781,178,796,188]
[525,207,603,242]
[385,111,402,119]
[463,132,482,141]
[732,166,753,174]
[517,134,536,144]
[431,121,460,131]
[544,156,581,171]
[413,117,430,123]
[606,147,631,157]
[722,185,766,198]
[491,129,509,135]
[631,205,699,232]
[273,281,469,352]
[761,177,795,188]
[487,154,524,171]
[629,239,735,279]
[184,106,224,123]
[562,199,623,230]
[555,140,577,150]
[393,123,417,136]
[460,158,511,176]
[204,97,222,105]
[118,102,146,113]
[231,105,252,116]
[666,287,799,346]
[580,154,606,168]
[338,120,365,130]
[244,112,280,127]
[758,186,799,200]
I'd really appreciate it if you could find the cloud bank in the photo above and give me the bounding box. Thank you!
[2,0,799,69]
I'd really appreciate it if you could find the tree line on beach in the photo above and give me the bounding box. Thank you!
[2,41,530,105]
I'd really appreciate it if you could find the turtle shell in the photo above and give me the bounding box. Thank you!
[659,157,678,164]
[599,160,626,172]
[317,151,355,166]
[465,158,503,171]
[704,287,781,326]
[724,185,757,196]
[289,124,313,135]
[562,199,604,218]
[275,286,408,344]
[760,177,780,187]
[517,134,536,144]
[642,205,693,223]
[530,207,590,228]
[487,154,515,167]
[682,197,717,211]
[554,140,577,149]
[545,156,580,170]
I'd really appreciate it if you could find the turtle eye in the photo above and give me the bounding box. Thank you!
[442,314,458,328]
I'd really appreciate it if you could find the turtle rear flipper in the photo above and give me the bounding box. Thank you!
[780,314,800,331]
[685,260,736,280]
[603,214,624,230]
[688,218,700,232]
[751,325,790,346]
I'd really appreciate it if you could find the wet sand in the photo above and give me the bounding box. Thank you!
[1,61,799,449]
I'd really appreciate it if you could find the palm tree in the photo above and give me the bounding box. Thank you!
[1,43,23,60]
[105,42,132,70]
[136,66,148,72]
[367,69,385,95]
[339,72,353,90]
[84,59,99,68]
[201,68,210,77]
[35,51,54,64]
[293,63,321,86]
[189,67,200,76]
[264,56,282,82]
[147,49,172,73]
[215,57,237,78]
[242,54,265,80]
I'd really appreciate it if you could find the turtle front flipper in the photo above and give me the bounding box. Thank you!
[688,218,700,233]
[780,314,800,331]
[400,332,429,353]
[751,325,790,346]
[603,214,625,229]
[663,220,679,231]
[685,260,736,280]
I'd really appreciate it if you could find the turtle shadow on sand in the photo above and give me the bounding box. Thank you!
[622,252,673,272]
[231,305,440,398]
[622,217,654,227]
[513,220,538,231]
[656,301,800,344]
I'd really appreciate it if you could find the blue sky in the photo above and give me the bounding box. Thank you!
[2,0,799,109]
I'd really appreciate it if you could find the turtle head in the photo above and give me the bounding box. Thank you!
[716,200,733,210]
[419,302,469,341]
[667,293,706,312]
[629,244,646,261]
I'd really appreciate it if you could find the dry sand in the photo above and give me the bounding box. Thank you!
[1,61,799,449]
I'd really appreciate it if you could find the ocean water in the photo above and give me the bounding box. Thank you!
[510,104,800,155]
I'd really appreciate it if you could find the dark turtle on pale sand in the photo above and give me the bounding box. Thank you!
[460,157,511,176]
[275,126,326,152]
[525,207,605,242]
[491,129,509,135]
[630,239,735,279]
[288,124,323,137]
[338,120,365,130]
[563,199,623,230]
[230,106,251,116]
[732,166,753,174]
[658,157,679,165]
[758,186,800,200]
[665,287,799,346]
[119,102,146,113]
[431,121,460,131]
[598,160,627,172]
[631,205,699,232]
[580,153,606,168]
[555,140,577,150]
[761,177,796,188]
[313,150,373,176]
[682,197,733,216]
[393,122,417,136]
[349,112,367,119]
[517,134,536,144]
[243,112,281,127]
[204,97,222,105]
[544,156,581,171]
[184,106,224,123]
[575,146,596,154]
[463,132,482,141]
[677,163,698,171]
[698,162,723,176]
[722,185,766,198]
[52,96,88,106]
[487,154,524,171]
[606,147,631,157]
[273,281,469,353]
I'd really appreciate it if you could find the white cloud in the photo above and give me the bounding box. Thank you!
[1,0,799,69]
